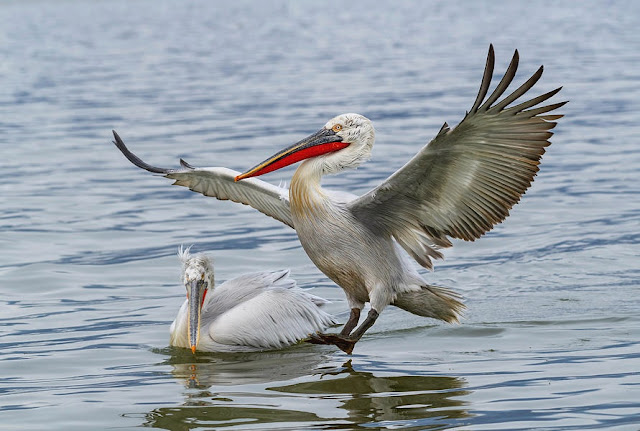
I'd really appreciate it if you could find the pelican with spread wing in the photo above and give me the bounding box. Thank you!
[114,45,565,354]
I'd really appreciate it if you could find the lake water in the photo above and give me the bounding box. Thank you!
[1,1,639,429]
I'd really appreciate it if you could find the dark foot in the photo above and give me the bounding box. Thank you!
[306,332,357,354]
[306,333,330,345]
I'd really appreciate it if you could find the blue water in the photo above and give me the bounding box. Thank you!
[1,1,639,429]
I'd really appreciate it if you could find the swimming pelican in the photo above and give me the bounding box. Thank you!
[170,247,336,353]
[113,46,566,354]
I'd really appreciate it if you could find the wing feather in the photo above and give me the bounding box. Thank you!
[206,271,336,349]
[478,47,519,110]
[112,131,293,227]
[349,46,566,269]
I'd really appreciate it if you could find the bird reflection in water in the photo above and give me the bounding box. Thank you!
[143,353,470,430]
[273,360,471,428]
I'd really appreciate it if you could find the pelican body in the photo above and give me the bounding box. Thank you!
[170,247,336,352]
[113,45,566,354]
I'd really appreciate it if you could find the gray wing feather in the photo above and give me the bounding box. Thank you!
[112,131,293,228]
[349,45,566,269]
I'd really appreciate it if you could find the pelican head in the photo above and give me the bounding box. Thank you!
[178,247,214,353]
[235,113,375,180]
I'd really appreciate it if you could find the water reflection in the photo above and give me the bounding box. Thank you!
[159,345,332,387]
[144,405,320,430]
[272,360,471,429]
[143,351,471,430]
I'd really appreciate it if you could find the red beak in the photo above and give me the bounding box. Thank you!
[235,128,348,181]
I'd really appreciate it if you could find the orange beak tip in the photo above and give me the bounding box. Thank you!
[191,345,197,354]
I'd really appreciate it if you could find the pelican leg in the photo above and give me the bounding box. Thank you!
[339,308,361,336]
[307,309,379,354]
[348,309,379,341]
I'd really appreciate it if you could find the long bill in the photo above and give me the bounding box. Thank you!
[234,128,348,181]
[187,279,206,354]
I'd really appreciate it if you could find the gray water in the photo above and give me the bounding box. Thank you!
[2,1,639,430]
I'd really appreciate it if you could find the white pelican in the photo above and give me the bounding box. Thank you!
[113,46,566,354]
[170,247,336,353]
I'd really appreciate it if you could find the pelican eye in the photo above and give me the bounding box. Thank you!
[332,124,343,132]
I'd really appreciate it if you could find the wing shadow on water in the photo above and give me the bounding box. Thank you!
[141,347,472,430]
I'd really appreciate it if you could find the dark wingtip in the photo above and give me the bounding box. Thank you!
[470,44,496,113]
[112,129,128,151]
[510,48,519,70]
[478,46,520,111]
[111,130,171,174]
[438,122,450,136]
[180,158,195,169]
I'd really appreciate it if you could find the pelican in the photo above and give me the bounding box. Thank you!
[113,45,566,354]
[170,246,336,353]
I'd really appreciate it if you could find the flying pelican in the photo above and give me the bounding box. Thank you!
[113,45,566,354]
[170,246,336,353]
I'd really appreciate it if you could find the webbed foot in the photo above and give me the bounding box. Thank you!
[306,332,357,354]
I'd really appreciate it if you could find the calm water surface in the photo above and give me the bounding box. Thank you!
[1,1,639,430]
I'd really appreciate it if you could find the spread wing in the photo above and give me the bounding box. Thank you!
[349,45,566,269]
[112,131,293,228]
